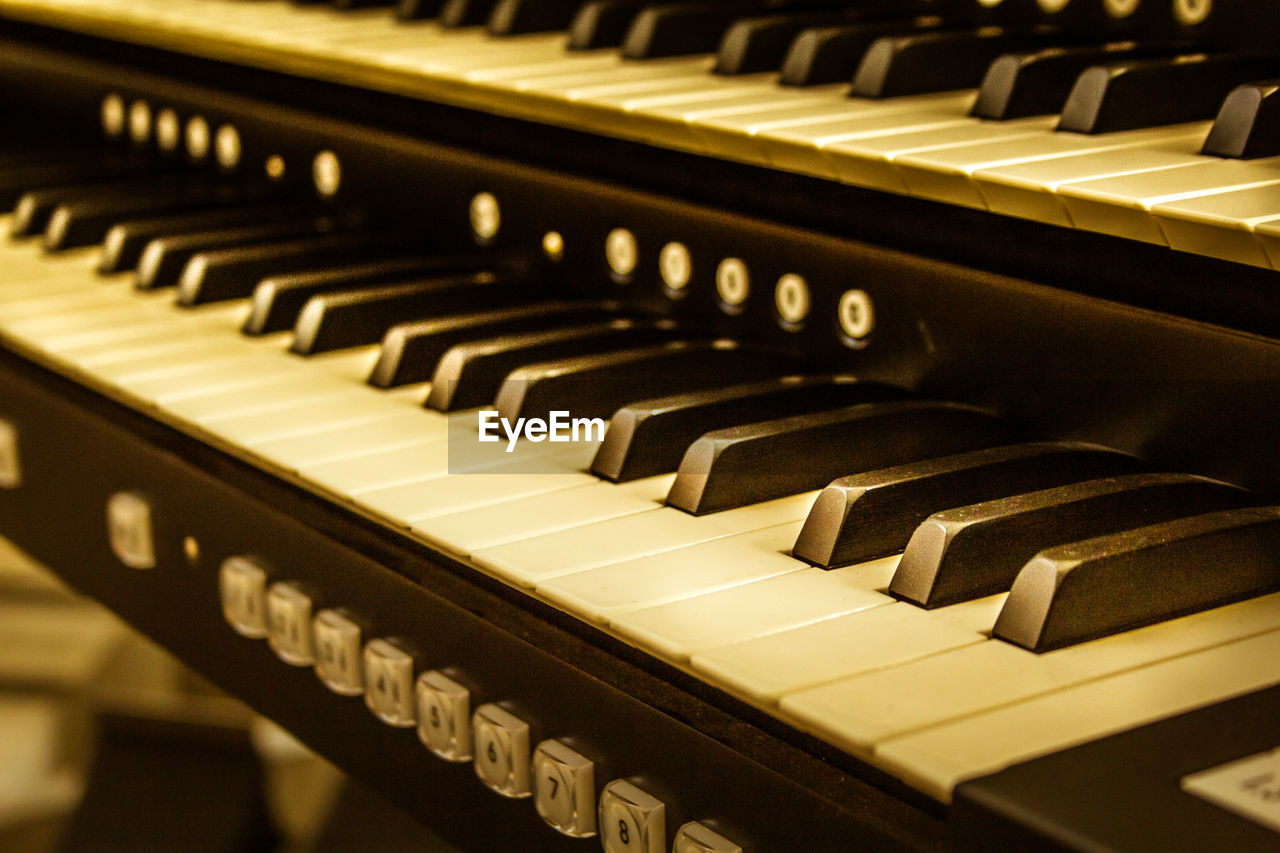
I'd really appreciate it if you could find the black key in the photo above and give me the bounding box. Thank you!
[243,254,495,335]
[853,27,1058,98]
[592,375,905,482]
[175,232,404,306]
[43,185,249,252]
[716,11,855,75]
[793,442,1146,569]
[135,217,340,291]
[889,473,1249,610]
[11,175,185,238]
[568,0,647,49]
[495,340,789,421]
[667,400,1009,516]
[1202,79,1280,159]
[291,271,532,355]
[425,319,682,412]
[994,506,1280,652]
[440,0,501,27]
[780,18,942,87]
[1058,54,1280,134]
[397,0,447,19]
[98,203,315,275]
[368,301,624,388]
[488,0,584,34]
[623,2,757,60]
[972,42,1184,120]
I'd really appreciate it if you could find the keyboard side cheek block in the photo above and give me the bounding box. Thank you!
[0,347,945,853]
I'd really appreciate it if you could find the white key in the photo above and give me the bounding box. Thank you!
[894,124,1208,209]
[973,143,1213,227]
[537,521,815,624]
[760,110,976,179]
[247,408,444,468]
[780,592,1280,757]
[690,596,1004,705]
[471,492,818,587]
[875,627,1280,802]
[1152,184,1280,268]
[1057,158,1280,244]
[414,475,672,556]
[610,559,898,662]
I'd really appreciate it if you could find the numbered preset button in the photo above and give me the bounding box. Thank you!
[312,609,364,696]
[599,780,665,853]
[266,582,316,665]
[532,740,596,838]
[673,822,742,853]
[218,556,269,638]
[416,670,472,762]
[363,639,416,727]
[472,704,531,798]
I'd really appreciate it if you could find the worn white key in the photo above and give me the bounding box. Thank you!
[781,592,1280,758]
[196,388,389,440]
[1257,218,1280,268]
[472,492,818,588]
[1057,158,1280,244]
[690,596,1004,705]
[610,558,898,662]
[161,375,363,421]
[875,627,1280,802]
[299,437,452,495]
[413,475,674,557]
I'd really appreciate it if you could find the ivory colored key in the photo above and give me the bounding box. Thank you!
[972,140,1218,226]
[1256,217,1280,268]
[1150,183,1280,267]
[537,521,815,624]
[360,465,598,525]
[691,91,975,168]
[894,124,1207,209]
[247,408,446,468]
[609,558,899,661]
[780,591,1280,756]
[873,628,1280,802]
[690,595,1005,705]
[472,491,818,587]
[413,475,674,557]
[1056,157,1280,244]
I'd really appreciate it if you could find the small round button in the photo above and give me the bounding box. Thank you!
[101,93,125,138]
[470,192,501,243]
[837,289,875,342]
[128,100,152,145]
[715,258,749,310]
[659,242,692,293]
[312,150,342,198]
[186,116,211,161]
[155,109,180,153]
[774,273,811,327]
[606,228,638,279]
[215,124,241,170]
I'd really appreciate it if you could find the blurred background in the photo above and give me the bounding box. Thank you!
[0,534,457,853]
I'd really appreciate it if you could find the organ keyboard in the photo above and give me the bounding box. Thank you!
[2,0,1280,850]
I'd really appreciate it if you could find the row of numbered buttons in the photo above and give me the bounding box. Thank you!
[217,555,739,851]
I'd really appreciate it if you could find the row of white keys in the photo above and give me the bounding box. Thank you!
[779,591,1280,757]
[689,595,1004,706]
[413,473,675,556]
[872,626,1280,802]
[471,490,817,587]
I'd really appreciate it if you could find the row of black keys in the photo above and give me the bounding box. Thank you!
[5,148,1280,655]
[290,0,1280,154]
